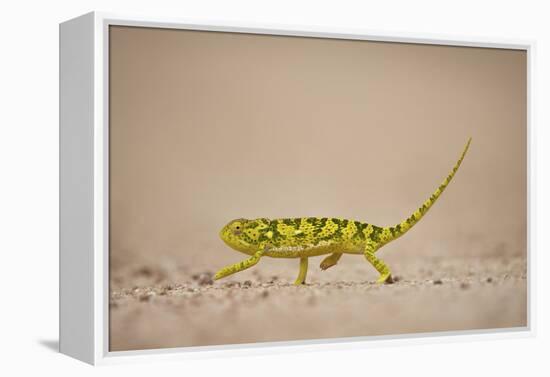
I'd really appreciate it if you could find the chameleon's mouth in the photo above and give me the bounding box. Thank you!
[220,232,251,252]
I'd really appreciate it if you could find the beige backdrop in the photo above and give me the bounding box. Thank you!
[109,26,526,351]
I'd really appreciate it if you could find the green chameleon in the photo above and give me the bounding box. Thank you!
[215,138,472,285]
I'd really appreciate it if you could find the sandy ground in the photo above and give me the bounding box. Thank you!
[109,252,527,351]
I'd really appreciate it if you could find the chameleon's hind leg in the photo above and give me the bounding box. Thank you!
[364,246,393,284]
[319,252,342,270]
[214,250,264,281]
[294,257,308,285]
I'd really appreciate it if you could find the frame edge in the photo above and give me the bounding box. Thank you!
[59,11,96,365]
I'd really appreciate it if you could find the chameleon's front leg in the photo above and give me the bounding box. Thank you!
[294,257,308,285]
[214,250,264,281]
[363,245,394,284]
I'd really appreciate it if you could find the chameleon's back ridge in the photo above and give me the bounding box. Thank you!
[215,137,472,285]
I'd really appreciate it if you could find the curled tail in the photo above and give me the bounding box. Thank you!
[386,137,472,242]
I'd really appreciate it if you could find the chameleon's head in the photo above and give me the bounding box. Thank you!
[219,218,269,254]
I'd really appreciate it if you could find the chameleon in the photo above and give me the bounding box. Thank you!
[214,137,472,285]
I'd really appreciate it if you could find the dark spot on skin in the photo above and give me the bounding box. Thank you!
[313,218,328,237]
[353,221,366,240]
[240,233,255,244]
[258,229,270,243]
[354,221,366,232]
[282,218,293,226]
[370,226,382,242]
[330,225,343,240]
[268,221,284,242]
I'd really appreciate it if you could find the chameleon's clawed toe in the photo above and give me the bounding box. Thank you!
[319,253,342,271]
[376,274,394,284]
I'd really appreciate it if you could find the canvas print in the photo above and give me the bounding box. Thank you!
[108,26,527,351]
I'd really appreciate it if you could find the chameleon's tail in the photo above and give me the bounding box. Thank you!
[386,137,472,243]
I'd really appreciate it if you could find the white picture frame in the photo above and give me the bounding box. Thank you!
[59,11,535,365]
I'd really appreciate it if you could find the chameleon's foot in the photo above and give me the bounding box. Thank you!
[319,260,335,271]
[376,273,394,284]
[364,247,393,285]
[319,252,342,271]
[213,270,225,281]
[293,279,306,286]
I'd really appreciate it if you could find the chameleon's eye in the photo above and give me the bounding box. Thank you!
[228,219,247,235]
[231,222,243,235]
